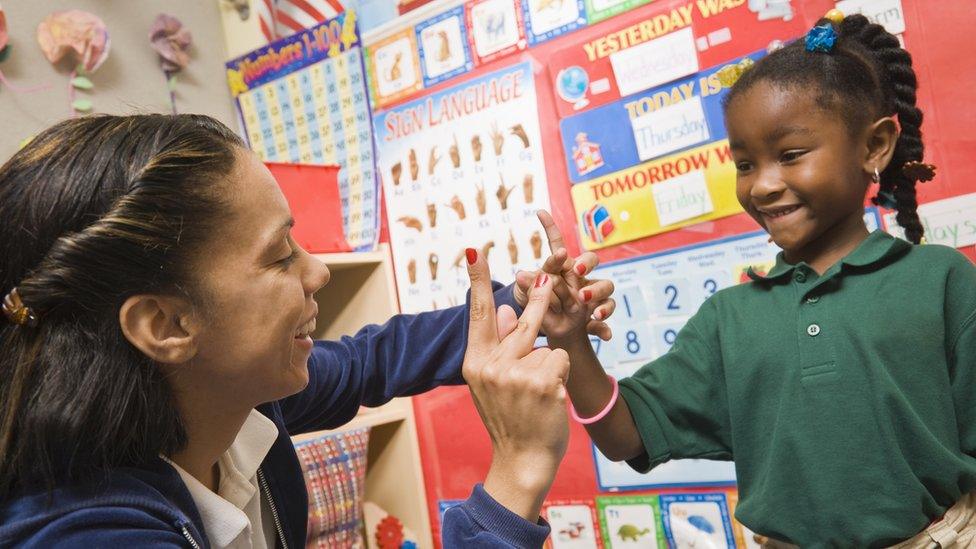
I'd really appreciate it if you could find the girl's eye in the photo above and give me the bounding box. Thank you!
[735,161,753,173]
[781,150,806,163]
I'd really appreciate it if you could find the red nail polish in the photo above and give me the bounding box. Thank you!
[535,274,549,288]
[582,289,592,302]
[575,263,586,276]
[594,310,603,320]
[465,248,477,265]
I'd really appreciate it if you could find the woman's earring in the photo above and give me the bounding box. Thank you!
[872,166,881,183]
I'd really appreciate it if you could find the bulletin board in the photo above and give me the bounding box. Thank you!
[361,1,976,547]
[0,0,238,161]
[225,11,380,251]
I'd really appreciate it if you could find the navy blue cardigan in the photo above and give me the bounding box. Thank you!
[0,283,550,548]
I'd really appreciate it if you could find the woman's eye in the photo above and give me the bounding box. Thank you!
[735,161,753,172]
[278,250,297,268]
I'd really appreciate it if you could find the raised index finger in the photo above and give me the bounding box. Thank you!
[537,210,573,272]
[465,247,499,355]
[499,273,552,357]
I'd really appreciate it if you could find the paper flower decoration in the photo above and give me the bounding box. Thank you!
[36,10,110,115]
[0,6,51,94]
[0,6,9,60]
[149,14,192,114]
[37,10,110,72]
[150,14,191,72]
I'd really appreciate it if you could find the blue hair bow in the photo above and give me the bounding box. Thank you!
[805,24,837,53]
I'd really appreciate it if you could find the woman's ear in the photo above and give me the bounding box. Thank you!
[119,295,199,364]
[863,116,900,174]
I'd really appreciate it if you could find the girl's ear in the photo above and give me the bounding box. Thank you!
[863,116,899,175]
[119,295,200,364]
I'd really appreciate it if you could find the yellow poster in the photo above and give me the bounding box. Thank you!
[572,140,742,250]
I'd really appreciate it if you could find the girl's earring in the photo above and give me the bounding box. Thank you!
[872,166,881,183]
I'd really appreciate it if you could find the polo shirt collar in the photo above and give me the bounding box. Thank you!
[747,230,911,282]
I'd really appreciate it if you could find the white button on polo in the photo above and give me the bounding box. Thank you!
[807,324,821,336]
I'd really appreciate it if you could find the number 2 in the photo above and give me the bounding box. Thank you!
[665,284,680,310]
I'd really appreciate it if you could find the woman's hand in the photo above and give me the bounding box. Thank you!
[513,210,616,344]
[462,248,570,522]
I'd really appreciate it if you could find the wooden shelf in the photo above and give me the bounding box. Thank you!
[290,399,411,443]
[290,244,432,548]
[312,248,388,270]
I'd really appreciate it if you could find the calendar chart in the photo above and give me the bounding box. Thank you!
[589,211,881,491]
[226,11,379,250]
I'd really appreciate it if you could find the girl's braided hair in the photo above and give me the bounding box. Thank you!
[724,14,928,243]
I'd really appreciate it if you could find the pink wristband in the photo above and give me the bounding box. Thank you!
[570,375,619,425]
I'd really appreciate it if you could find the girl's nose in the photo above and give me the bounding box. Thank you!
[751,168,785,200]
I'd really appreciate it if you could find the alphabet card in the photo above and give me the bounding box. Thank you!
[523,0,587,45]
[596,495,666,549]
[466,0,527,64]
[660,493,736,548]
[543,500,602,549]
[368,27,423,109]
[416,6,473,87]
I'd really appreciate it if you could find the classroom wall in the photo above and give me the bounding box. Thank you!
[0,0,237,161]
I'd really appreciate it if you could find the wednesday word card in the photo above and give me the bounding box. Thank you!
[226,11,379,250]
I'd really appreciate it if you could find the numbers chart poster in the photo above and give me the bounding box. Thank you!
[373,62,552,314]
[226,12,379,251]
[588,211,880,491]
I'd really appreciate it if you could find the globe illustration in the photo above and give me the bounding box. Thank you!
[557,66,589,103]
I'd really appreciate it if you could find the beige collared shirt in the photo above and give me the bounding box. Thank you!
[166,409,280,549]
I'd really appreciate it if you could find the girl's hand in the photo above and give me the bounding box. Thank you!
[513,210,615,344]
[462,248,570,521]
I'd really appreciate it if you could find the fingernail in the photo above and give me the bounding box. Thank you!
[582,289,592,302]
[594,310,603,320]
[465,248,477,265]
[534,274,549,288]
[575,263,586,276]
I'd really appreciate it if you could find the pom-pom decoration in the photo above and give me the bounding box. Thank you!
[805,24,837,53]
[901,161,937,182]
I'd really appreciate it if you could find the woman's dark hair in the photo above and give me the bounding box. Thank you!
[0,114,244,498]
[723,14,927,243]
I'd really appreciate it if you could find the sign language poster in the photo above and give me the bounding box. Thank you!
[373,62,552,313]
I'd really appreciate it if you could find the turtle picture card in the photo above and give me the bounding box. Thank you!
[595,495,665,549]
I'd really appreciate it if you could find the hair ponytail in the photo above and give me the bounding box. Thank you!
[836,15,927,243]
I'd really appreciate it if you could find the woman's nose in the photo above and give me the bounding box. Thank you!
[303,251,330,294]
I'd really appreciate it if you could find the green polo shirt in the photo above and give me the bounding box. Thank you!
[618,230,976,547]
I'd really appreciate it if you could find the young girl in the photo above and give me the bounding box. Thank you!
[0,115,613,547]
[545,12,976,547]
